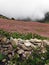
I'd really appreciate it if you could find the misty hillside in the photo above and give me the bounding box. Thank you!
[0,12,49,22]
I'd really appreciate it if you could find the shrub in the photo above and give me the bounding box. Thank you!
[11,17,15,20]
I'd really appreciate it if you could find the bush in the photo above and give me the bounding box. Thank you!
[0,14,9,19]
[11,17,15,20]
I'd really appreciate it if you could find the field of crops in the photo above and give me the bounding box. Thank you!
[0,18,49,37]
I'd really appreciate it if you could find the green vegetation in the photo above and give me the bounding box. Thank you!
[0,30,11,39]
[11,32,32,39]
[33,33,49,40]
[38,12,49,23]
[0,14,9,19]
[11,32,49,40]
[0,53,5,61]
[0,29,49,40]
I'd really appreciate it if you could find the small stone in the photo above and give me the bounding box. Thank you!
[4,48,7,51]
[43,40,49,46]
[17,47,20,50]
[8,61,10,63]
[8,54,12,59]
[17,49,24,54]
[2,45,9,48]
[24,40,32,47]
[6,39,10,43]
[24,42,31,47]
[30,39,35,43]
[10,37,18,46]
[22,53,26,58]
[19,44,32,51]
[31,44,37,49]
[34,42,42,47]
[33,38,42,43]
[2,59,6,62]
[23,51,31,59]
[2,37,7,43]
[18,38,24,44]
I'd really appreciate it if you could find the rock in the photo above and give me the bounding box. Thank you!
[2,45,9,48]
[17,38,24,44]
[17,49,24,54]
[24,40,32,47]
[8,54,12,59]
[34,42,42,47]
[24,42,31,47]
[31,44,37,49]
[17,47,20,50]
[1,37,7,43]
[19,44,32,51]
[23,51,31,59]
[30,39,35,43]
[2,59,6,62]
[10,37,18,46]
[7,61,10,64]
[3,48,8,51]
[34,38,42,43]
[6,39,10,44]
[43,40,49,46]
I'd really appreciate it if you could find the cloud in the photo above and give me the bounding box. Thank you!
[0,0,49,20]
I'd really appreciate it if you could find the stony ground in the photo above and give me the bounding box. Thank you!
[0,36,49,65]
[0,18,49,37]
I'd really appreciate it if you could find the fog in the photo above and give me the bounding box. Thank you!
[0,0,49,20]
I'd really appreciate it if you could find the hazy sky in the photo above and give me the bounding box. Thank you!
[0,0,49,20]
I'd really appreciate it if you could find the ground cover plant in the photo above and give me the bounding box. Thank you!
[0,29,49,40]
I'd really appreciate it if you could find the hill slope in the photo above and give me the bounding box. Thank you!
[0,18,49,37]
